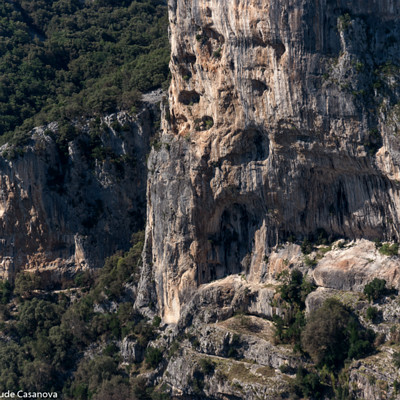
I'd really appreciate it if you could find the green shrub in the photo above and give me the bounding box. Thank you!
[111,121,122,132]
[14,272,41,298]
[0,229,151,397]
[294,367,324,399]
[301,238,313,254]
[278,269,316,309]
[279,364,292,374]
[205,118,214,129]
[213,48,222,58]
[304,255,317,267]
[74,271,94,288]
[93,230,144,301]
[152,315,161,327]
[394,379,400,393]
[273,270,316,349]
[364,278,387,302]
[190,370,205,395]
[389,325,400,344]
[368,375,376,385]
[68,355,119,398]
[338,13,351,31]
[227,334,241,359]
[92,376,130,400]
[199,358,215,375]
[379,243,399,256]
[366,306,379,323]
[103,343,119,357]
[0,281,12,304]
[145,347,163,369]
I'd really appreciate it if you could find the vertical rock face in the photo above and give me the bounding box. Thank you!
[0,106,156,281]
[138,0,400,322]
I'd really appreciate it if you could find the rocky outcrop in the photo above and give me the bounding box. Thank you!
[176,275,279,330]
[121,335,144,364]
[138,0,400,323]
[349,347,400,400]
[163,348,294,400]
[0,103,158,281]
[158,313,300,400]
[313,239,400,291]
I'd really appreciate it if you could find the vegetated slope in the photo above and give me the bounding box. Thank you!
[0,232,169,399]
[1,237,400,400]
[0,0,169,143]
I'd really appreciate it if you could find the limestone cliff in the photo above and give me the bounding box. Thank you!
[0,103,158,281]
[137,0,400,323]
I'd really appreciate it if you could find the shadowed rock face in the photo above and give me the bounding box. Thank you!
[137,0,400,322]
[0,107,155,281]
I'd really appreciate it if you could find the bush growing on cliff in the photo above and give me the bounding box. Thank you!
[277,269,316,310]
[273,270,316,349]
[93,230,144,302]
[67,355,121,399]
[145,347,163,368]
[301,238,313,254]
[366,306,380,323]
[363,278,387,302]
[74,271,94,288]
[189,369,205,396]
[293,367,324,399]
[379,243,399,256]
[301,298,374,370]
[91,376,131,400]
[199,358,215,375]
[213,48,222,58]
[338,13,352,32]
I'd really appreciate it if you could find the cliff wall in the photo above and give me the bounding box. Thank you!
[138,0,400,322]
[0,105,157,281]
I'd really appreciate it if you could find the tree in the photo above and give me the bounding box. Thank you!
[366,306,379,323]
[301,298,374,370]
[14,272,41,298]
[301,299,351,368]
[278,269,315,309]
[0,280,12,304]
[145,347,163,369]
[364,278,386,302]
[294,367,324,399]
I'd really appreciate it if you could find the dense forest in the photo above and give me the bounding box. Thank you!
[0,0,169,144]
